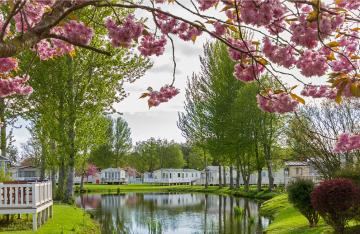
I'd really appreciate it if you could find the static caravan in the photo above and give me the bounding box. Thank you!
[101,168,126,184]
[144,168,201,185]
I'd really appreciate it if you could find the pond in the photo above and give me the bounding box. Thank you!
[76,192,270,234]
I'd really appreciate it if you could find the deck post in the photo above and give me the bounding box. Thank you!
[32,212,37,231]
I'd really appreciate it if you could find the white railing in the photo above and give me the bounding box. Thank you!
[0,181,52,209]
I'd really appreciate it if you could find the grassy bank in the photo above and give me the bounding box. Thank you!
[77,184,280,200]
[261,194,333,234]
[0,204,100,234]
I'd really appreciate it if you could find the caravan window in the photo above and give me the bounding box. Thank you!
[178,173,181,178]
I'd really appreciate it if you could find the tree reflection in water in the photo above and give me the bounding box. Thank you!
[76,192,270,234]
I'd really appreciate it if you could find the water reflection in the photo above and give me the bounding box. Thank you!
[76,193,269,234]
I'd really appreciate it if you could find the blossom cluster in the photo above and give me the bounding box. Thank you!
[239,0,287,35]
[0,75,33,97]
[262,38,296,68]
[0,57,18,73]
[297,50,328,77]
[148,86,179,107]
[257,92,299,113]
[290,11,344,49]
[301,85,336,99]
[13,0,54,32]
[63,20,93,45]
[105,15,143,48]
[335,0,360,10]
[36,26,75,60]
[334,133,360,153]
[197,0,219,11]
[138,35,167,57]
[233,63,264,82]
[155,13,202,41]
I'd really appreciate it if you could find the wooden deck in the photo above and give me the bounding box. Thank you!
[0,181,53,230]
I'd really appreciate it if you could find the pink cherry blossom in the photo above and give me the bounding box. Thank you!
[233,63,264,82]
[213,22,226,36]
[63,20,93,45]
[0,75,33,97]
[262,38,297,68]
[334,133,360,153]
[239,0,287,34]
[227,39,255,61]
[138,34,167,57]
[297,50,328,77]
[148,85,179,107]
[0,57,18,73]
[257,92,299,113]
[301,85,337,99]
[105,15,143,48]
[335,0,360,10]
[197,0,219,11]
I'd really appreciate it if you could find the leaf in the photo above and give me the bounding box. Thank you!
[228,25,239,33]
[327,41,340,47]
[327,53,336,61]
[191,35,197,43]
[290,93,305,104]
[139,93,149,99]
[351,27,360,32]
[350,83,360,97]
[221,5,234,12]
[306,11,318,22]
[257,58,268,66]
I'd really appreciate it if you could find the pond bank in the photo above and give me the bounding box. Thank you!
[0,204,100,234]
[76,184,280,200]
[260,194,332,234]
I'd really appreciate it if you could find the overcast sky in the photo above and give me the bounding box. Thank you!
[12,2,213,150]
[11,1,328,151]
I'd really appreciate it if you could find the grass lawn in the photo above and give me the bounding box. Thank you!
[261,194,354,234]
[78,183,280,199]
[0,204,100,234]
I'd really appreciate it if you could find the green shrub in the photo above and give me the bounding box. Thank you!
[287,179,319,227]
[0,170,12,182]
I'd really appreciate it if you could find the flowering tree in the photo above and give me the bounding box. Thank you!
[0,0,359,151]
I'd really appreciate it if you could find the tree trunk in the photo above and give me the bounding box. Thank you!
[218,165,222,188]
[0,98,6,160]
[230,165,233,189]
[204,149,208,189]
[64,57,76,203]
[56,159,66,201]
[265,152,274,192]
[80,173,85,191]
[223,166,226,187]
[236,164,240,189]
[51,169,56,198]
[255,139,262,192]
[257,169,262,192]
[40,139,46,180]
